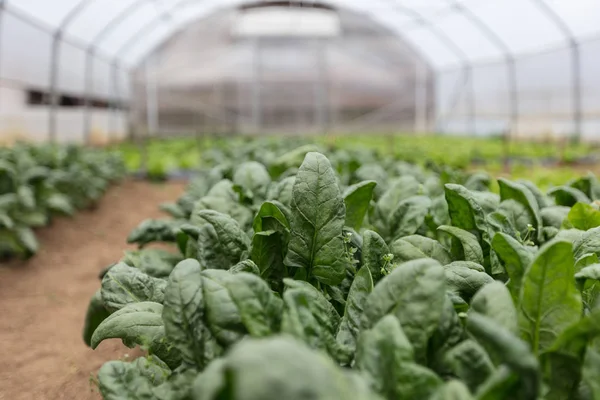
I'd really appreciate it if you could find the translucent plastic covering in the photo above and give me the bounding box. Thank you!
[6,0,600,67]
[2,0,600,143]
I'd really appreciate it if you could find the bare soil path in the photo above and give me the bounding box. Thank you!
[0,180,186,400]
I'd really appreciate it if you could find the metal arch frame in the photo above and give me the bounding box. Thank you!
[112,0,472,134]
[82,0,163,143]
[451,1,519,137]
[48,0,97,142]
[530,0,582,142]
[383,0,475,134]
[0,0,587,141]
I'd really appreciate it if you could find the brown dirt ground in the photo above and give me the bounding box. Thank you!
[0,180,186,400]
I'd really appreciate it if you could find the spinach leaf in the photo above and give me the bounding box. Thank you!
[362,258,446,361]
[285,152,347,285]
[343,180,377,231]
[518,240,582,354]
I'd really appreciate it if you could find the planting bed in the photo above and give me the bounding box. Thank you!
[81,141,600,400]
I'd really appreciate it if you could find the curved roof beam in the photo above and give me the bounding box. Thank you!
[451,1,518,133]
[381,1,473,133]
[49,0,99,141]
[530,0,581,141]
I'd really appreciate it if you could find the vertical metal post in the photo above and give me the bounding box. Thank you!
[110,61,120,142]
[453,2,518,144]
[414,62,428,133]
[251,37,262,133]
[530,0,582,142]
[0,0,6,122]
[83,48,95,144]
[48,36,61,143]
[315,38,328,134]
[467,65,476,135]
[47,0,96,143]
[145,56,158,137]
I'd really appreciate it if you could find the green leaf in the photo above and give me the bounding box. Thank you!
[98,357,170,400]
[192,337,379,400]
[548,185,591,207]
[250,230,285,281]
[375,175,420,221]
[444,184,490,240]
[356,315,442,400]
[336,266,374,359]
[541,206,571,229]
[91,302,181,369]
[15,225,38,255]
[444,263,494,302]
[491,232,533,300]
[574,226,600,260]
[162,259,218,368]
[343,180,376,231]
[540,309,600,400]
[101,263,167,312]
[202,270,281,348]
[82,289,110,347]
[471,281,518,335]
[474,366,521,400]
[46,193,74,215]
[361,229,390,282]
[391,235,452,265]
[122,249,182,279]
[575,264,600,291]
[233,161,271,199]
[281,285,345,362]
[497,179,542,243]
[575,252,598,271]
[582,348,600,399]
[443,340,495,392]
[430,380,474,400]
[568,203,600,231]
[518,240,582,354]
[197,210,251,267]
[438,225,484,265]
[284,152,347,286]
[362,258,446,361]
[229,259,260,275]
[467,313,540,399]
[252,200,290,234]
[389,195,432,240]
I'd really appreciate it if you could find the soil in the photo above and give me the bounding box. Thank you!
[0,180,186,400]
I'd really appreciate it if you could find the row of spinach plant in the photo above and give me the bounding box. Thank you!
[0,143,125,259]
[83,142,600,400]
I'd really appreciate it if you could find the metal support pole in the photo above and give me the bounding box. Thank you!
[467,65,476,135]
[384,1,472,134]
[0,0,6,121]
[47,0,96,143]
[251,38,262,134]
[145,57,158,137]
[453,2,518,138]
[110,61,120,142]
[83,48,94,144]
[530,0,582,142]
[315,38,328,134]
[414,63,429,133]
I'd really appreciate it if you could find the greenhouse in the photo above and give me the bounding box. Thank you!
[3,1,600,400]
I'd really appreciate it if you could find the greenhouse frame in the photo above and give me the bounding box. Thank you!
[1,0,600,143]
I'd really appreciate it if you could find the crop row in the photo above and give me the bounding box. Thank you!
[0,143,125,259]
[84,141,600,400]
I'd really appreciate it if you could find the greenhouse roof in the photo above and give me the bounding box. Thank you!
[6,0,600,69]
